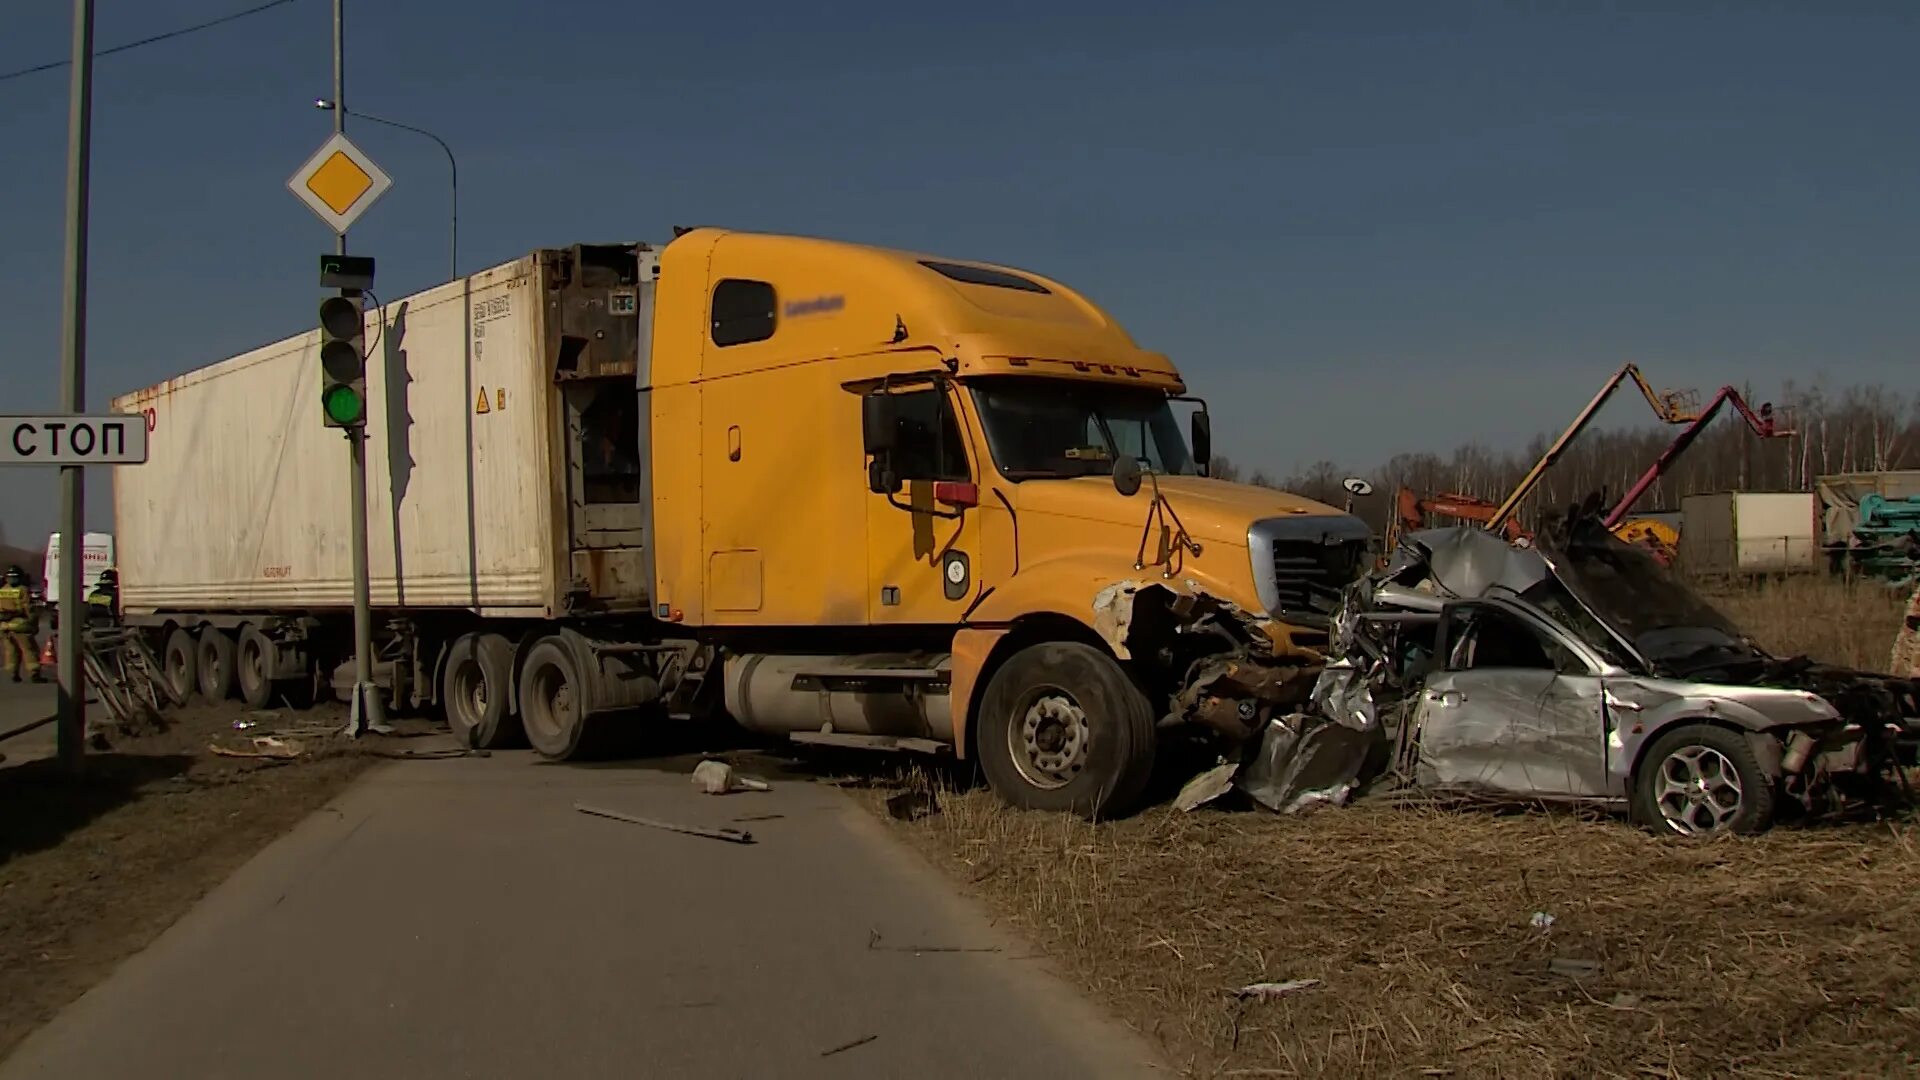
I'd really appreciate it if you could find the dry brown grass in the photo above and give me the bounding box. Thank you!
[878,789,1920,1079]
[870,578,1920,1078]
[1702,574,1908,673]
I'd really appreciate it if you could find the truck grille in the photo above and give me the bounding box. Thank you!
[1247,515,1374,626]
[1269,542,1368,619]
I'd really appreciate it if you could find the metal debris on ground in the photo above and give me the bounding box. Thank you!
[819,1034,878,1058]
[1230,979,1324,1001]
[209,736,305,760]
[885,789,941,821]
[574,802,755,844]
[691,759,771,794]
[1547,958,1602,979]
[866,929,1000,954]
[80,625,181,734]
[1173,762,1238,812]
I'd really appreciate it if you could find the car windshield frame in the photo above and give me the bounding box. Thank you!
[966,376,1198,481]
[1536,519,1767,676]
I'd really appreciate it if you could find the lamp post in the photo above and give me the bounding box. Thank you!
[314,99,457,281]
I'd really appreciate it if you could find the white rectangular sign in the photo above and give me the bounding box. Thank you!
[1,414,148,465]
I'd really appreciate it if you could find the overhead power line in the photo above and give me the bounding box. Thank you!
[0,0,297,85]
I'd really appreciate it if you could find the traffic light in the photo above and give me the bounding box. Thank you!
[318,292,367,428]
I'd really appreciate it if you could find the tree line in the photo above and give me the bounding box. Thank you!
[1212,379,1920,533]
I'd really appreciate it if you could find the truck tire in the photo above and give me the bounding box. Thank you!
[520,637,592,760]
[236,626,278,710]
[164,628,199,704]
[1631,723,1777,837]
[444,633,521,749]
[197,628,237,702]
[976,642,1157,818]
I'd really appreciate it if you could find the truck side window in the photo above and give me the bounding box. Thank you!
[579,382,642,504]
[711,279,776,347]
[887,388,970,482]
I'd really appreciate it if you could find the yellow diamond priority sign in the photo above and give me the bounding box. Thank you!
[288,132,392,235]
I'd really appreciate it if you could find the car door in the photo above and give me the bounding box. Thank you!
[1411,600,1611,798]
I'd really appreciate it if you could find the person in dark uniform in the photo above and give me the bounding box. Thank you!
[87,567,120,626]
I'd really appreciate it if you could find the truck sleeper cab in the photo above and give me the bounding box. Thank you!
[112,228,1370,818]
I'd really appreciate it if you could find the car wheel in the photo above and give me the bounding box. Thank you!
[1632,723,1776,836]
[164,627,199,703]
[443,633,522,749]
[976,642,1157,819]
[197,628,236,702]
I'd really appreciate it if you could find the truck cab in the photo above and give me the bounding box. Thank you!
[646,230,1371,814]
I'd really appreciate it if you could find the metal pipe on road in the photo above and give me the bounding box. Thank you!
[56,0,95,775]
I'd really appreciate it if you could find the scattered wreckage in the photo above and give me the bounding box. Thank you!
[1193,514,1920,836]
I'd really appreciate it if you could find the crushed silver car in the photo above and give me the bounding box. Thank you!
[1224,514,1920,836]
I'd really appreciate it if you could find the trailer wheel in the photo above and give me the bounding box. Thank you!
[236,626,278,710]
[197,628,237,702]
[444,633,522,749]
[976,641,1157,819]
[520,638,593,760]
[163,628,199,703]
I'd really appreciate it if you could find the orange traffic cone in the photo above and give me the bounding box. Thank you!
[39,638,56,668]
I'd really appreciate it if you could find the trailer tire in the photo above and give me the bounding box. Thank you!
[197,628,237,702]
[444,633,522,749]
[976,641,1157,819]
[520,638,592,760]
[163,628,199,704]
[236,626,278,710]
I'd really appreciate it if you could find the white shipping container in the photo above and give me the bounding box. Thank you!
[110,255,565,618]
[1678,492,1818,574]
[43,531,115,603]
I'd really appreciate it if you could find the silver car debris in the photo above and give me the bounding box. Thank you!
[1209,516,1920,836]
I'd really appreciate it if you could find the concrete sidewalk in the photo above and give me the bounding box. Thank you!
[0,751,1165,1079]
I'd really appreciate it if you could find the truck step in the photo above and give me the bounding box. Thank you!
[788,731,950,755]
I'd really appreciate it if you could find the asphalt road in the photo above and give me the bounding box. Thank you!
[0,748,1167,1079]
[0,679,59,767]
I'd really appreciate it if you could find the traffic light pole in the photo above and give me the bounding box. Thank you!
[333,0,386,735]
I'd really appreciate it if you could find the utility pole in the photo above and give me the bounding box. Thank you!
[56,0,95,775]
[333,0,386,734]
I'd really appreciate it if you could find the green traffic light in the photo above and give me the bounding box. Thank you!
[322,384,365,426]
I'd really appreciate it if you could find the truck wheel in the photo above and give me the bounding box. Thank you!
[236,626,278,710]
[520,638,592,760]
[976,642,1157,818]
[1632,723,1777,837]
[197,628,236,702]
[444,633,522,749]
[164,628,199,703]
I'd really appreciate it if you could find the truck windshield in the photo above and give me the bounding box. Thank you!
[968,377,1196,480]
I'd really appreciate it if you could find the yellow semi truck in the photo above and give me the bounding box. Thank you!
[114,229,1370,815]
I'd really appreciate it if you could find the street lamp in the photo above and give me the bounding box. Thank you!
[314,98,458,281]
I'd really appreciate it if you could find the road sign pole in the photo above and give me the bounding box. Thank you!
[56,0,95,775]
[331,0,385,734]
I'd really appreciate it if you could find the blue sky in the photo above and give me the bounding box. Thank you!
[2,0,1917,543]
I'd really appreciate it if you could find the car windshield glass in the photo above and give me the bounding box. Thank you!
[1537,518,1765,674]
[968,377,1196,480]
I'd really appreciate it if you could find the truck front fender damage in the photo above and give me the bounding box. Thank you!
[1091,579,1319,745]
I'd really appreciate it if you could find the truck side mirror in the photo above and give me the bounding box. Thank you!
[1112,454,1143,497]
[1190,410,1212,474]
[862,393,898,455]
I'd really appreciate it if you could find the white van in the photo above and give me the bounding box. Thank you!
[43,531,115,604]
